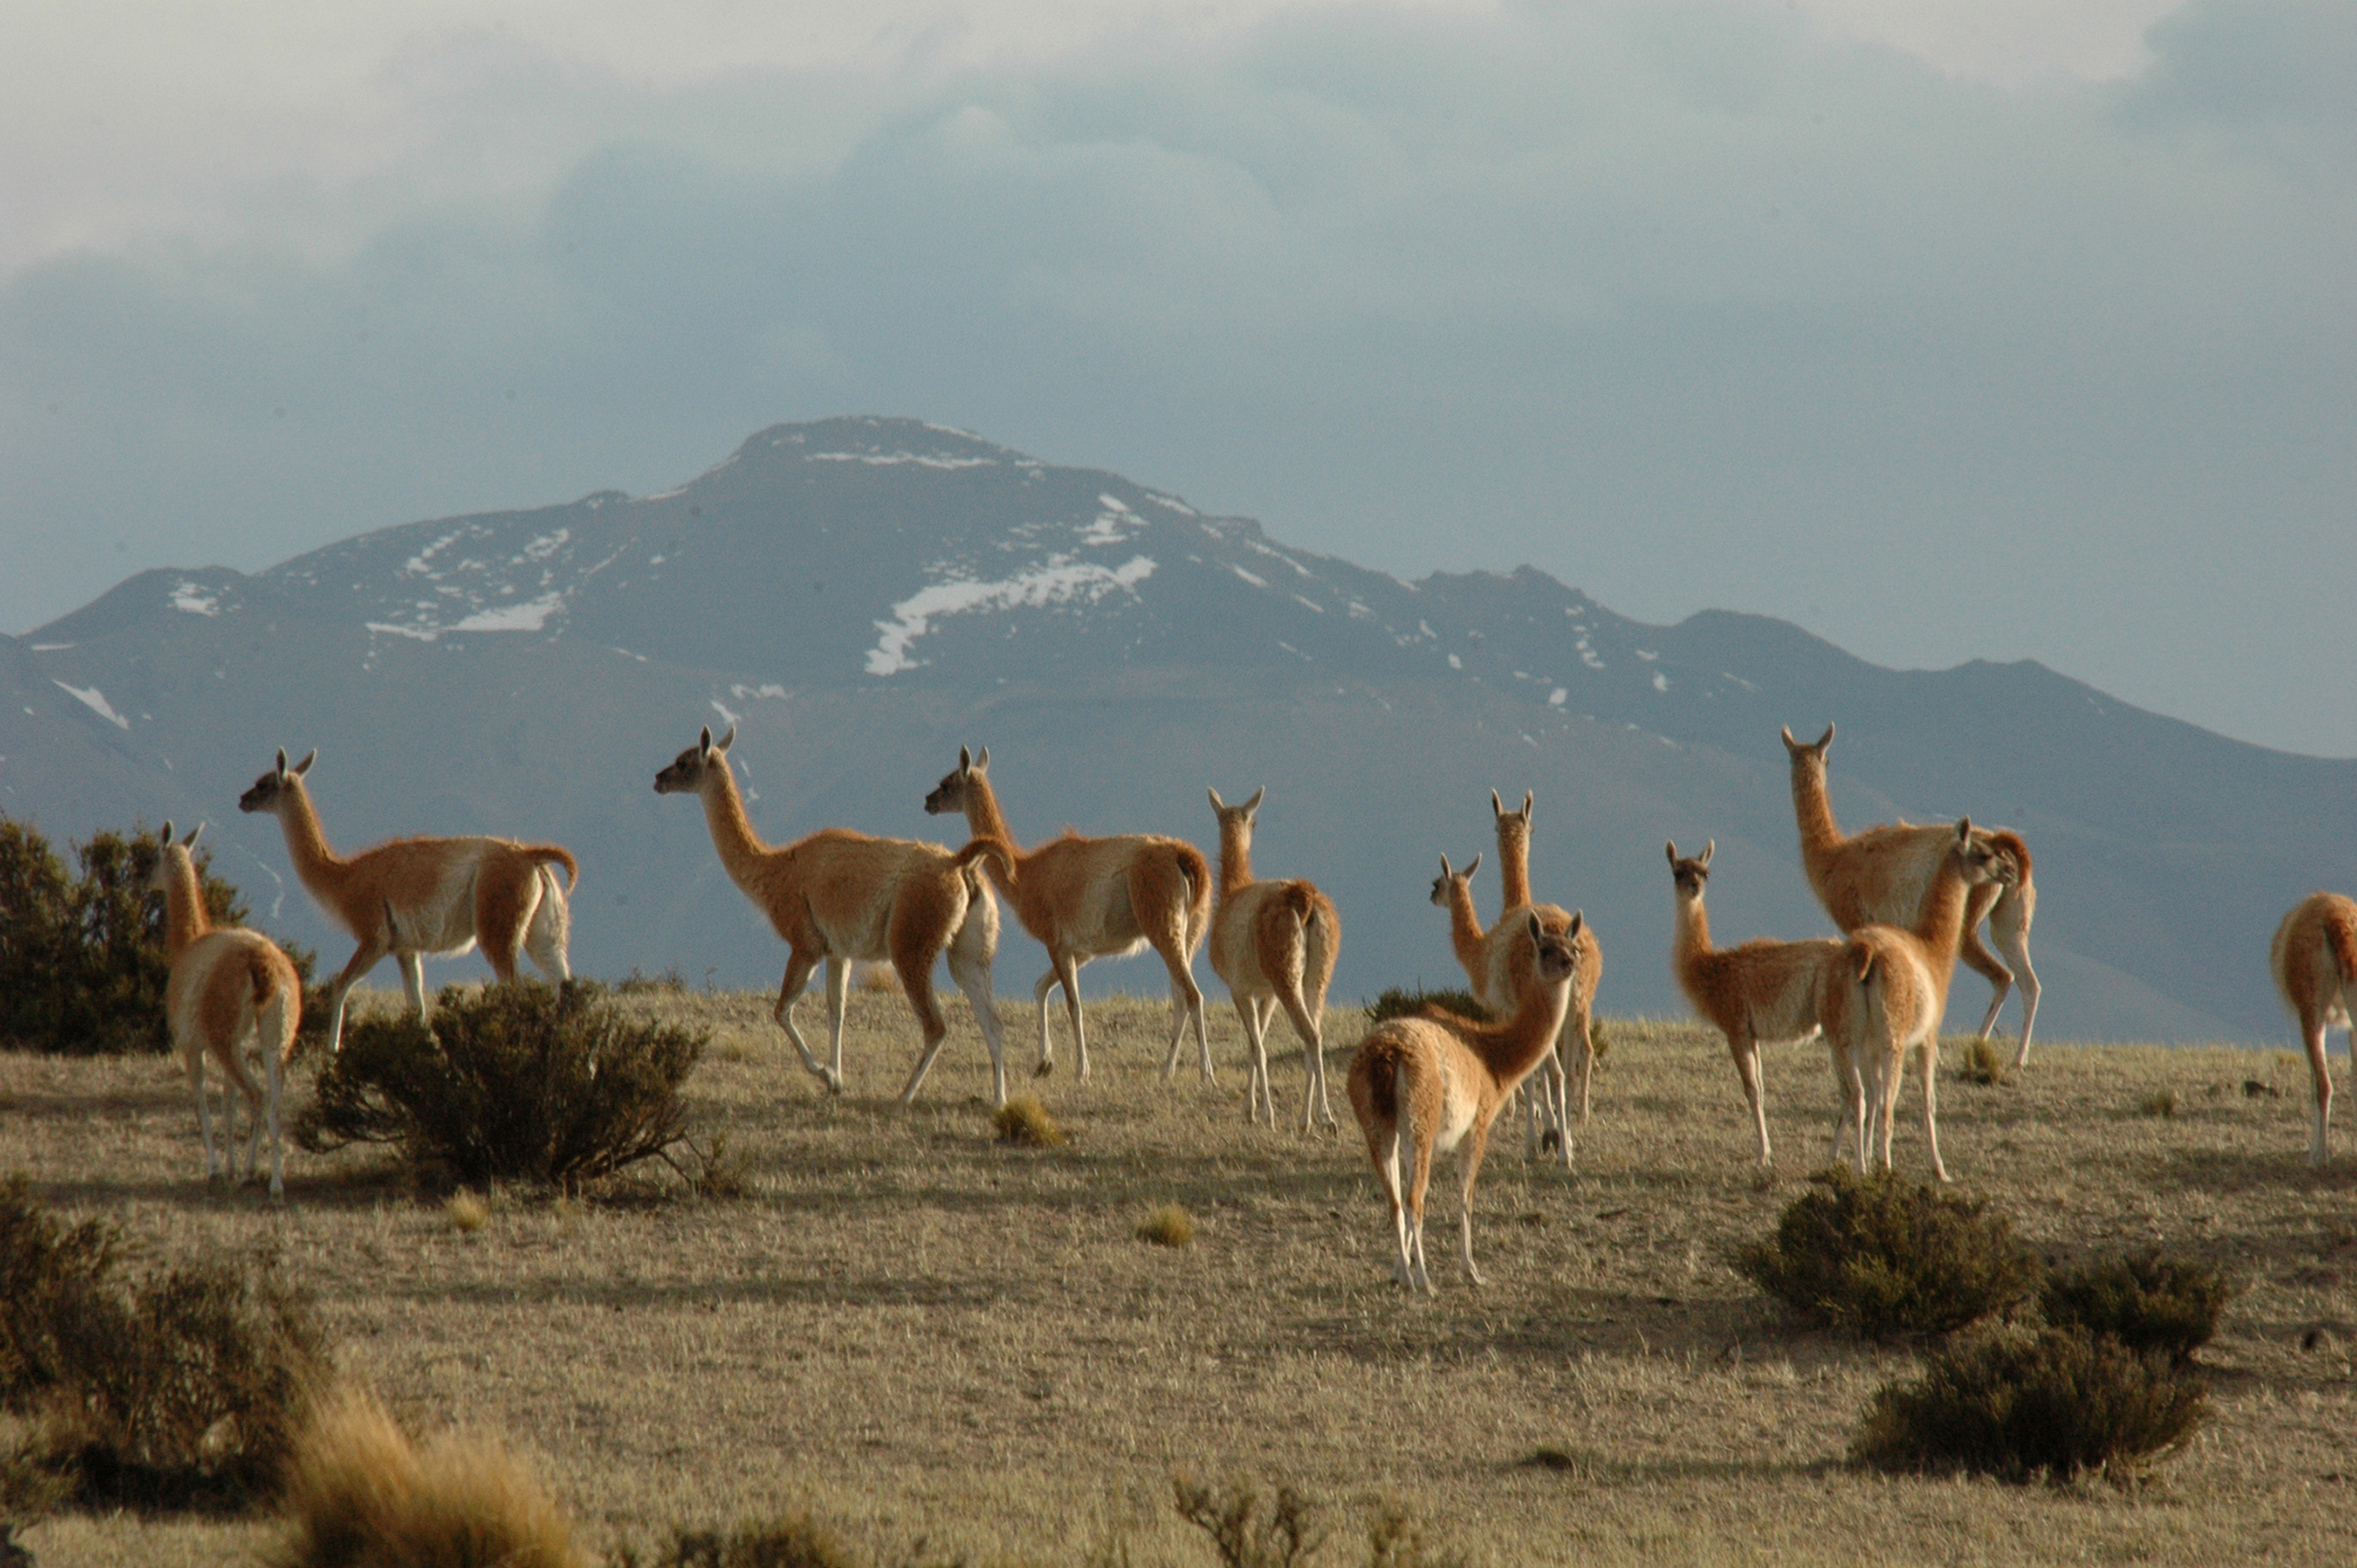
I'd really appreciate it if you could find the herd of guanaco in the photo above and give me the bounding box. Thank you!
[133,722,2353,1295]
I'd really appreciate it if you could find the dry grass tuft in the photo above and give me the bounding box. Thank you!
[994,1096,1066,1149]
[1959,1038,2008,1086]
[266,1384,588,1568]
[1137,1204,1195,1248]
[442,1193,489,1234]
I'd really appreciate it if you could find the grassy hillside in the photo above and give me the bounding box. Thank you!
[3,992,2352,1565]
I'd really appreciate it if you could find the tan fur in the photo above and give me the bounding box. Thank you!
[1783,724,2042,1065]
[1346,913,1582,1294]
[2270,891,2357,1166]
[1667,840,1869,1169]
[1206,787,1342,1132]
[239,748,577,1056]
[146,824,301,1199]
[656,726,1011,1104]
[926,747,1212,1084]
[1486,788,1605,1163]
[1825,820,2016,1182]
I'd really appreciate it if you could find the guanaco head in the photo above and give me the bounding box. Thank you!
[1948,817,2018,888]
[1429,851,1482,908]
[1525,911,1582,986]
[1207,785,1265,833]
[239,748,316,816]
[1665,839,1715,903]
[139,820,202,893]
[653,726,735,795]
[1490,788,1534,846]
[923,744,990,816]
[1780,722,1835,786]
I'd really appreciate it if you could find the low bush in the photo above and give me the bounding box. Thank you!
[2041,1250,2234,1364]
[0,1175,329,1513]
[267,1384,587,1568]
[1851,1326,2208,1482]
[294,980,705,1192]
[1364,987,1487,1026]
[0,818,309,1054]
[1172,1476,1326,1568]
[994,1096,1066,1149]
[1734,1166,2041,1340]
[616,1515,859,1568]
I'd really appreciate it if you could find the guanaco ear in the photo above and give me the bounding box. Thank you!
[1490,788,1505,816]
[1242,785,1264,815]
[698,725,713,753]
[1954,817,1973,843]
[181,823,203,848]
[1463,851,1483,880]
[1520,790,1533,824]
[712,726,736,756]
[1567,910,1584,938]
[293,749,316,776]
[1525,911,1544,943]
[158,819,174,846]
[1698,840,1715,869]
[1208,787,1226,812]
[973,744,989,772]
[1666,840,1679,865]
[959,745,973,771]
[273,748,289,777]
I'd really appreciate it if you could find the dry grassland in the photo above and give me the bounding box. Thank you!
[3,988,2354,1566]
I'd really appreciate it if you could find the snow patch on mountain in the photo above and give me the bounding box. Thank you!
[171,582,221,616]
[808,450,998,470]
[56,682,130,729]
[453,594,566,634]
[867,557,1157,676]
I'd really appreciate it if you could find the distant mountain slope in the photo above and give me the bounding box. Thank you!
[6,416,2349,1043]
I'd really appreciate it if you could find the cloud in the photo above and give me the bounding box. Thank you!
[3,1,2353,753]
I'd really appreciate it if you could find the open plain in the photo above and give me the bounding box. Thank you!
[2,986,2353,1566]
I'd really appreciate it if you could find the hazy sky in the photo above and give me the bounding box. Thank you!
[6,1,2353,754]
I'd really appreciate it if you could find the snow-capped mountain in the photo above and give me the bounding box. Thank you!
[7,417,2352,1044]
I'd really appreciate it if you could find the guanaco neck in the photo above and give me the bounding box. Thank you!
[696,761,777,895]
[1790,757,1845,861]
[1907,853,1977,977]
[1464,968,1573,1094]
[1670,889,1715,1000]
[1215,819,1254,900]
[272,780,348,897]
[954,774,1025,892]
[1494,820,1532,917]
[1444,878,1486,974]
[159,849,211,959]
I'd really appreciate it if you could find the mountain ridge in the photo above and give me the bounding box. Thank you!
[5,416,2348,1046]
